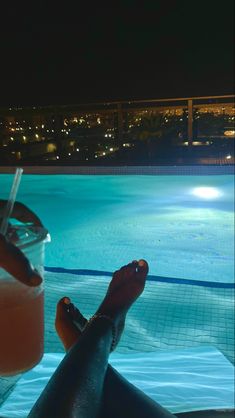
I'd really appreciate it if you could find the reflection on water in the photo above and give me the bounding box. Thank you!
[1,174,234,282]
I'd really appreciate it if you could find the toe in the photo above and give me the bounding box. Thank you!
[136,259,149,282]
[71,305,87,331]
[120,261,138,277]
[73,308,87,331]
[55,297,81,351]
[56,297,71,321]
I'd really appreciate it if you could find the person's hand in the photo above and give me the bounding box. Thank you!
[0,201,43,286]
[0,233,42,287]
[0,200,43,227]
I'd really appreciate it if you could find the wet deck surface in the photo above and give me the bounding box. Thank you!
[0,376,20,407]
[176,410,234,418]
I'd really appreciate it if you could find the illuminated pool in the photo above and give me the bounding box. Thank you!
[0,169,234,416]
[1,172,234,282]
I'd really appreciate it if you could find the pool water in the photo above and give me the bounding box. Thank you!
[0,172,234,416]
[1,174,234,282]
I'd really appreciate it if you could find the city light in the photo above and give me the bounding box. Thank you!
[0,97,234,164]
[224,130,235,137]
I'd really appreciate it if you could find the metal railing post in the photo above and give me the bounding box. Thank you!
[188,99,193,147]
[117,103,123,145]
[54,110,65,155]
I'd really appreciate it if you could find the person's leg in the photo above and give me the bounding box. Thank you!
[29,315,113,418]
[102,366,176,418]
[29,260,158,418]
[55,277,176,417]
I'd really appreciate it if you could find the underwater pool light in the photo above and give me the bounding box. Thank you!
[191,187,222,199]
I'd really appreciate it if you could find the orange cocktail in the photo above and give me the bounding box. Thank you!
[0,225,48,376]
[0,280,44,376]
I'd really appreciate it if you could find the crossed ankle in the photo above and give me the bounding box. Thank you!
[85,314,117,352]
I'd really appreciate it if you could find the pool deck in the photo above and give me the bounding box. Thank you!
[0,164,234,175]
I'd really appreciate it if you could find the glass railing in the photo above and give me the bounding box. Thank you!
[0,95,234,165]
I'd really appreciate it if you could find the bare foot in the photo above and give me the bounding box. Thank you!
[55,297,87,351]
[55,260,149,352]
[97,260,148,316]
[0,234,42,287]
[96,259,148,348]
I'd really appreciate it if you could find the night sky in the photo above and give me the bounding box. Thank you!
[0,0,234,106]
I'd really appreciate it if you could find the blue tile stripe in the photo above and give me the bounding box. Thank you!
[45,266,235,289]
